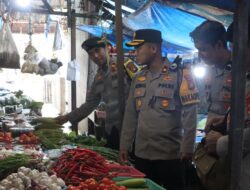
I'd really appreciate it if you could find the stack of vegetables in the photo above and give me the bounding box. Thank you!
[52,148,115,185]
[32,117,64,149]
[0,154,31,180]
[80,145,119,162]
[64,132,119,161]
[0,167,65,190]
[64,132,106,147]
[67,177,127,190]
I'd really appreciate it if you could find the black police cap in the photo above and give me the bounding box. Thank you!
[126,29,162,47]
[81,37,107,52]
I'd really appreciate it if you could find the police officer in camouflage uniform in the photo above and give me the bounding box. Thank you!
[119,29,199,190]
[55,37,130,150]
[190,21,231,128]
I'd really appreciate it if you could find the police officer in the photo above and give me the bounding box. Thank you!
[205,20,250,190]
[55,37,130,150]
[190,20,231,128]
[119,29,198,190]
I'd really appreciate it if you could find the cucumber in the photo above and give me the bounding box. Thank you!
[116,178,146,188]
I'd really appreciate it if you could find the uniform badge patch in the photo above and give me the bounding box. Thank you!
[170,63,177,71]
[137,76,146,82]
[161,99,169,107]
[136,90,142,96]
[163,76,172,81]
[137,99,142,108]
[226,74,232,83]
[111,62,117,72]
[162,66,168,73]
[161,90,168,96]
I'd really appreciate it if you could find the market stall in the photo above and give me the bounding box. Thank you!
[0,111,168,189]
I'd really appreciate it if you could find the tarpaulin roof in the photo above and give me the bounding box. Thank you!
[77,1,209,54]
[166,0,250,13]
[123,1,205,50]
[76,24,192,55]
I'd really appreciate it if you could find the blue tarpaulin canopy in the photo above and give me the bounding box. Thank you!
[77,0,235,54]
[77,1,207,54]
[167,0,250,13]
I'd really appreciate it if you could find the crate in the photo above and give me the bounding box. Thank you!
[106,163,145,178]
[113,177,166,190]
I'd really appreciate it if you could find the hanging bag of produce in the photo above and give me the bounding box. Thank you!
[0,22,20,69]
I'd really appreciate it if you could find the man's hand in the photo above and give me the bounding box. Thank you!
[205,116,224,133]
[181,153,193,161]
[54,115,68,125]
[119,150,128,163]
[205,130,223,154]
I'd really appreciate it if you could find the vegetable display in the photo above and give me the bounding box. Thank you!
[18,132,40,144]
[0,154,30,180]
[33,117,64,149]
[65,133,106,147]
[67,177,127,190]
[0,167,65,190]
[52,148,114,185]
[80,145,119,162]
[0,132,12,143]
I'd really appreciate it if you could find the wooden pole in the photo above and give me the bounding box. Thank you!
[229,0,248,189]
[115,0,125,123]
[70,9,78,134]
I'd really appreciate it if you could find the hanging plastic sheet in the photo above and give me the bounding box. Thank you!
[0,23,20,69]
[67,59,80,81]
[53,22,63,51]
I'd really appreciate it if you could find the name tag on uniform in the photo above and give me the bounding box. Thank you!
[135,84,146,88]
[158,83,174,89]
[180,92,199,105]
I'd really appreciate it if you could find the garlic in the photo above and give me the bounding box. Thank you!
[56,178,65,187]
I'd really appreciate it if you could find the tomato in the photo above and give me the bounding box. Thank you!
[88,181,98,190]
[85,179,92,184]
[102,178,111,185]
[99,183,106,190]
[67,185,75,190]
[119,186,127,190]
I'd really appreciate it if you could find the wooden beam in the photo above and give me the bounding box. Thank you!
[42,0,54,13]
[229,0,248,189]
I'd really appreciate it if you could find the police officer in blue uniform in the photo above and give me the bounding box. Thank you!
[120,29,199,190]
[55,37,130,150]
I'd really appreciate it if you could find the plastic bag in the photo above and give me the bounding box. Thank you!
[67,59,80,81]
[0,23,20,69]
[21,44,40,74]
[53,22,63,51]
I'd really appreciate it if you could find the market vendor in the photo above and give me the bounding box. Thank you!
[190,20,231,130]
[119,29,199,190]
[55,37,131,150]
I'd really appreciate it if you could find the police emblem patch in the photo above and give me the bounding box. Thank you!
[137,99,142,107]
[136,90,142,96]
[161,99,169,107]
[170,63,177,71]
[162,66,168,73]
[163,76,172,81]
[137,76,146,82]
